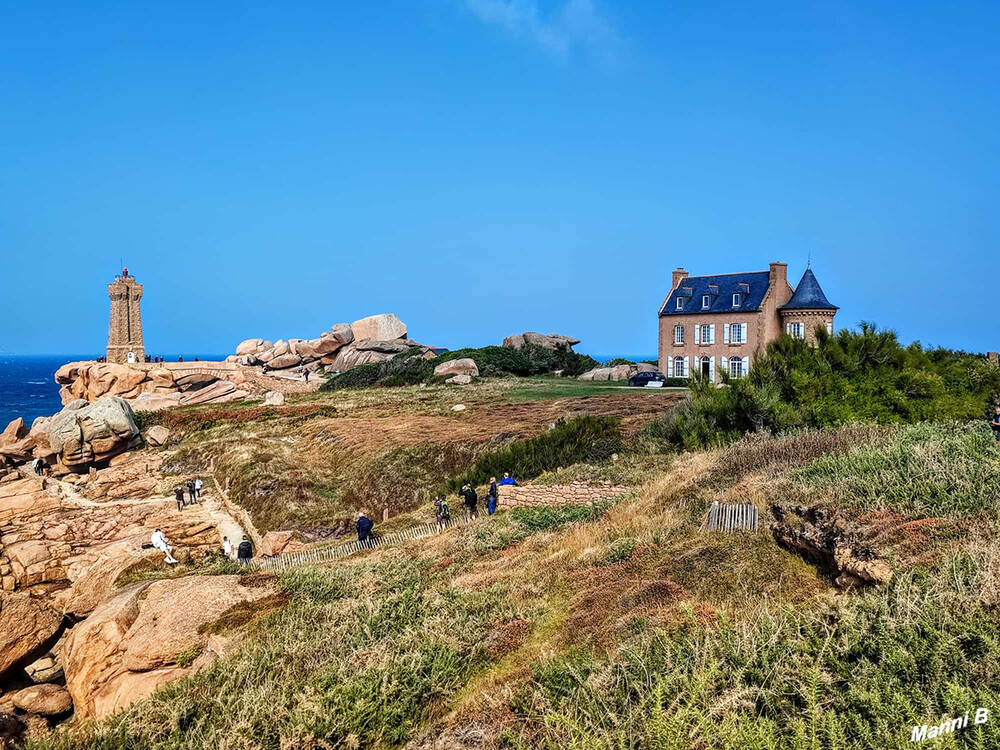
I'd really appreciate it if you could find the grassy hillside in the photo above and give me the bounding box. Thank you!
[30,422,1000,750]
[147,378,679,536]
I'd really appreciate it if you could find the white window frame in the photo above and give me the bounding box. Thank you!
[729,358,743,378]
[702,295,711,309]
[826,322,833,334]
[676,297,684,310]
[787,322,804,339]
[673,355,685,377]
[731,322,746,344]
[700,324,710,344]
[732,293,741,307]
[674,325,684,344]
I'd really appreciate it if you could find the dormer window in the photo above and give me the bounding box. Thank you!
[732,293,741,307]
[676,297,684,310]
[702,295,711,309]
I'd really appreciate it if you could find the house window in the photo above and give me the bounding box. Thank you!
[700,324,712,343]
[730,358,743,378]
[826,322,833,334]
[788,322,804,339]
[676,297,684,310]
[731,323,745,344]
[732,293,741,307]
[702,295,711,309]
[700,356,712,378]
[673,356,685,377]
[674,325,684,344]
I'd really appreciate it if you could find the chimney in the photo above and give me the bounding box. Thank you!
[769,262,787,288]
[672,268,688,289]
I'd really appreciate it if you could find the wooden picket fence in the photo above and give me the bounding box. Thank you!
[253,516,472,572]
[700,500,759,533]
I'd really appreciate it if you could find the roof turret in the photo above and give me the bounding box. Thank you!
[781,268,837,310]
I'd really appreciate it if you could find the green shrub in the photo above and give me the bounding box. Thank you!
[321,348,435,390]
[605,358,635,367]
[604,536,637,563]
[436,344,600,378]
[650,323,1000,450]
[510,502,611,532]
[449,416,623,490]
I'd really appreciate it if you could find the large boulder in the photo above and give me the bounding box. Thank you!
[45,397,142,469]
[10,684,72,717]
[579,365,633,381]
[434,358,479,378]
[0,593,63,680]
[267,353,302,370]
[178,381,246,407]
[54,362,152,404]
[0,419,33,462]
[236,338,272,356]
[329,323,355,346]
[502,332,580,351]
[326,345,393,372]
[295,336,346,360]
[62,575,276,720]
[351,314,407,342]
[143,426,171,447]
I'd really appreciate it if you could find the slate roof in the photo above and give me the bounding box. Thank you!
[780,268,838,310]
[659,271,772,316]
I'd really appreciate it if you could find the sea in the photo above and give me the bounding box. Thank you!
[0,352,657,429]
[0,354,226,428]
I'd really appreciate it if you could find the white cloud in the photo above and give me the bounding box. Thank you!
[461,0,624,62]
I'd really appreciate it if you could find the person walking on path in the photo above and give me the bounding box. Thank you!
[186,479,197,505]
[487,477,499,515]
[357,511,374,544]
[991,406,1000,444]
[434,495,451,531]
[194,477,204,501]
[151,529,178,564]
[498,472,518,487]
[237,536,253,566]
[32,458,43,476]
[174,486,186,511]
[459,484,479,521]
[222,536,233,559]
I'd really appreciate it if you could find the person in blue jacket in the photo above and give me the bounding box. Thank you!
[356,511,374,544]
[498,472,518,487]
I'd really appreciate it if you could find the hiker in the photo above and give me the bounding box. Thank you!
[186,479,197,504]
[357,511,374,544]
[434,494,451,531]
[991,406,1000,443]
[498,472,518,487]
[32,458,43,476]
[174,486,186,510]
[459,484,478,521]
[262,363,269,375]
[487,477,499,515]
[222,535,233,558]
[237,536,253,565]
[151,528,178,564]
[194,477,204,500]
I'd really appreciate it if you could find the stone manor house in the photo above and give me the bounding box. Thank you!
[657,261,837,382]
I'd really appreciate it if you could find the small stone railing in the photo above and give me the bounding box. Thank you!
[497,481,627,510]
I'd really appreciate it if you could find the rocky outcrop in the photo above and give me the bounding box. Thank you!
[578,363,658,381]
[0,477,223,614]
[0,593,63,680]
[502,332,581,351]
[62,575,276,720]
[434,358,479,378]
[446,374,473,385]
[143,426,170,447]
[44,397,142,470]
[0,419,33,463]
[54,362,248,410]
[770,504,893,588]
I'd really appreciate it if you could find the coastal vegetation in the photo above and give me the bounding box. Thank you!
[651,323,1000,449]
[26,419,1000,750]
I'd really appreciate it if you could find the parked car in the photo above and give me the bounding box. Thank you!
[627,371,667,388]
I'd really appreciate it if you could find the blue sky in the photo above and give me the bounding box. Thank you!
[1,1,997,356]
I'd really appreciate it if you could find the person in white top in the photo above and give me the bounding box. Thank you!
[150,529,178,564]
[222,536,233,558]
[194,477,204,500]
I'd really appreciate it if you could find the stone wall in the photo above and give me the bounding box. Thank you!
[497,482,627,510]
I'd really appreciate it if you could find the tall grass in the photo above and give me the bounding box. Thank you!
[795,422,1000,517]
[503,550,1000,750]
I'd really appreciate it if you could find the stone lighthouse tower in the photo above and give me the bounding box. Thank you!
[106,267,145,365]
